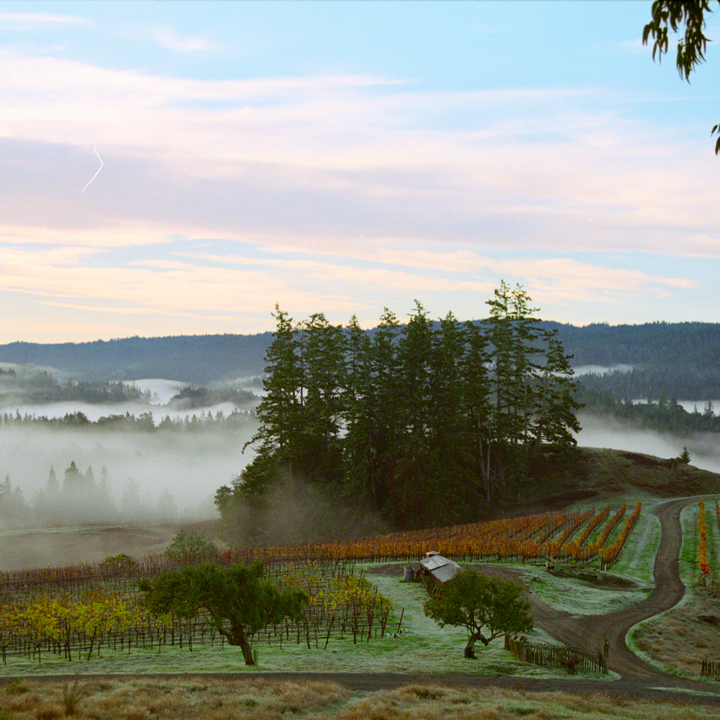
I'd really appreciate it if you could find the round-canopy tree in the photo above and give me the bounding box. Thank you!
[423,567,533,659]
[138,562,308,665]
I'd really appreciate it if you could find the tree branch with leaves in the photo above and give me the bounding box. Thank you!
[643,0,720,153]
[138,562,308,666]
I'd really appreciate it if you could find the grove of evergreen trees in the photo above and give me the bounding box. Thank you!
[0,408,255,433]
[215,283,581,536]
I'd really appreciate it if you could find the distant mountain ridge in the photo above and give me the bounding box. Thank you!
[0,321,718,396]
[0,334,272,385]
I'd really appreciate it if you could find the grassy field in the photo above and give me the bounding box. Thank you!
[0,500,706,682]
[0,561,606,680]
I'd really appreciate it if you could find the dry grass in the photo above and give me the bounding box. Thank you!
[631,585,720,677]
[1,678,719,720]
[573,447,720,501]
[330,684,720,720]
[0,677,350,720]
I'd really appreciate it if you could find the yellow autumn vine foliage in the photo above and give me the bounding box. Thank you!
[0,590,148,642]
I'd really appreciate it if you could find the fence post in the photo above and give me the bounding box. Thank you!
[602,640,609,674]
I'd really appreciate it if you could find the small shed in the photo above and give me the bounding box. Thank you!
[420,551,460,592]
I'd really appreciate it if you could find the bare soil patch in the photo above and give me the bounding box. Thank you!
[0,520,218,571]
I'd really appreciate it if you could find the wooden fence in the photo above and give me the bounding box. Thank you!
[701,658,720,678]
[505,634,608,675]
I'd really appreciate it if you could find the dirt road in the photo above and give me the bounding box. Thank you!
[527,497,691,679]
[294,496,720,701]
[360,495,720,700]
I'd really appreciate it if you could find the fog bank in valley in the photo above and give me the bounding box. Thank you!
[0,371,264,529]
[0,422,258,525]
[576,413,720,477]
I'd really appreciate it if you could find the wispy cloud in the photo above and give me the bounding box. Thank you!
[498,257,694,304]
[616,38,650,55]
[152,25,223,54]
[0,47,716,339]
[1,47,715,262]
[0,12,90,27]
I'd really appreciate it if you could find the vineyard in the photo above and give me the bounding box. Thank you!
[235,501,643,570]
[0,558,393,666]
[0,502,643,667]
[693,498,720,581]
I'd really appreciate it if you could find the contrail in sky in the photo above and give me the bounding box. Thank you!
[81,144,104,194]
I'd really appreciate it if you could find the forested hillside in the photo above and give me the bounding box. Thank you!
[548,321,720,401]
[0,320,718,402]
[0,334,271,384]
[548,321,720,368]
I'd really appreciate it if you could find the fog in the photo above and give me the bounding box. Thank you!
[0,370,269,531]
[574,364,633,376]
[672,400,719,414]
[0,419,258,526]
[3,366,720,534]
[132,378,191,404]
[576,413,720,476]
[3,399,247,423]
[0,376,261,423]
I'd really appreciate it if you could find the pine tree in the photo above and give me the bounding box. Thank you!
[300,312,346,485]
[392,301,435,521]
[63,461,84,491]
[484,281,518,493]
[341,315,376,504]
[241,305,304,493]
[343,308,403,515]
[508,284,544,453]
[426,312,483,522]
[531,330,581,456]
[461,319,494,504]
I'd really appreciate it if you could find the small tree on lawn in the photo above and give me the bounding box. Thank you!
[423,567,533,659]
[138,562,308,665]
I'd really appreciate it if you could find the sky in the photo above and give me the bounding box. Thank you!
[2,1,720,344]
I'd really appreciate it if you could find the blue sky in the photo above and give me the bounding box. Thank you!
[1,1,720,342]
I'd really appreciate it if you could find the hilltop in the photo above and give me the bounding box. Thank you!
[505,447,720,518]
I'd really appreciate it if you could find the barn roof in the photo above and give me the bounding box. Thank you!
[420,552,460,583]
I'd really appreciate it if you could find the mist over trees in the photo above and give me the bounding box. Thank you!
[0,408,255,433]
[0,366,149,405]
[0,460,179,529]
[577,387,720,435]
[0,365,259,418]
[215,283,581,538]
[576,365,720,403]
[553,321,720,401]
[0,334,271,384]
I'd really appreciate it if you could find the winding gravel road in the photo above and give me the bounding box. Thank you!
[529,497,691,679]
